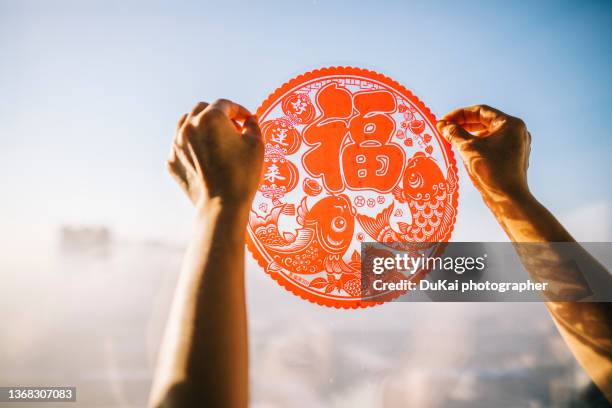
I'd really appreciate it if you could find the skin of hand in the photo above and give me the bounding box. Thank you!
[166,99,264,214]
[436,105,531,206]
[149,99,263,408]
[437,105,612,402]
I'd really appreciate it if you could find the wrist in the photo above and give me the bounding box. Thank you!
[478,185,540,223]
[480,186,543,229]
[479,184,534,206]
[194,197,250,229]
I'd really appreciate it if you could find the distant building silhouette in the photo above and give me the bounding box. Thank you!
[60,225,111,257]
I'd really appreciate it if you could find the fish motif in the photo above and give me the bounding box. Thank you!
[357,152,457,243]
[249,195,358,275]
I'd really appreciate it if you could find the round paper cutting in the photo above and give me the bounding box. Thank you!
[247,66,459,308]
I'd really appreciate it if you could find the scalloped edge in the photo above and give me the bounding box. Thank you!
[247,66,460,309]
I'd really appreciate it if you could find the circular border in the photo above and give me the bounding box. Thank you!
[248,66,459,309]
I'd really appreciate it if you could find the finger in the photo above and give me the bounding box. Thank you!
[231,118,242,132]
[177,103,210,156]
[462,123,491,137]
[441,105,507,128]
[208,98,252,120]
[174,116,197,169]
[461,123,488,132]
[170,115,196,169]
[471,129,490,137]
[166,151,189,191]
[436,120,472,147]
[176,113,189,131]
[167,146,190,177]
[179,102,210,144]
[174,113,189,146]
[189,101,210,118]
[242,115,262,145]
[167,162,191,197]
[174,139,196,170]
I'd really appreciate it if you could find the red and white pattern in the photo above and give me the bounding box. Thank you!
[247,67,459,308]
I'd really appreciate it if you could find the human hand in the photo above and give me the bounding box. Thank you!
[436,105,531,202]
[166,99,264,213]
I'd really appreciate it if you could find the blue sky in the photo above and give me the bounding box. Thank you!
[1,3,612,398]
[2,6,612,404]
[1,0,611,246]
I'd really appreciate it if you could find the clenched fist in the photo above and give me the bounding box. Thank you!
[436,105,531,202]
[166,99,264,212]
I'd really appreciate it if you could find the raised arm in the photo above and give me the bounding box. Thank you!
[437,105,612,401]
[149,99,263,408]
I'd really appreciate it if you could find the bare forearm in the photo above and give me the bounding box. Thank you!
[485,190,612,400]
[479,189,571,243]
[150,198,249,408]
[438,105,611,401]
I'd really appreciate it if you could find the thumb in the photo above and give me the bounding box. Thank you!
[242,115,262,145]
[436,120,472,147]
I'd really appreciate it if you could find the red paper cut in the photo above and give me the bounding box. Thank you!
[247,67,459,308]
